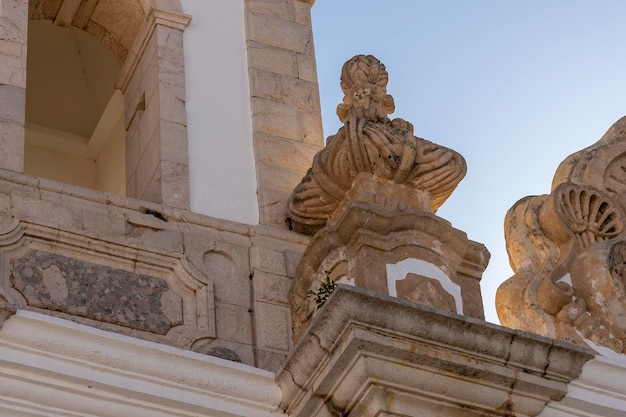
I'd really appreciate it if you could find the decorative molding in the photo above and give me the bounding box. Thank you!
[539,355,626,417]
[279,286,594,417]
[0,219,216,348]
[0,310,284,417]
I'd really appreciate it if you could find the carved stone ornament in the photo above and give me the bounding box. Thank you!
[498,116,626,354]
[288,55,466,235]
[288,56,489,341]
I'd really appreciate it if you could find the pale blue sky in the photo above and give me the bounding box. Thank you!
[311,1,626,323]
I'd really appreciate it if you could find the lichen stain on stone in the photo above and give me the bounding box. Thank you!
[10,249,183,334]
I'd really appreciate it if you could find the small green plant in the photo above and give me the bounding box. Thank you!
[307,276,337,309]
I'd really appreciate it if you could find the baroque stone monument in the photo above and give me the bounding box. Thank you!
[288,55,490,340]
[498,116,626,355]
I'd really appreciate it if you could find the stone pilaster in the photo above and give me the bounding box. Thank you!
[120,8,192,210]
[244,0,324,228]
[0,0,27,173]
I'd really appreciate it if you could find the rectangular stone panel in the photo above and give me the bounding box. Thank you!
[10,249,183,335]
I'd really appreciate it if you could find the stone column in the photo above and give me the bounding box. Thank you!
[120,8,191,210]
[244,0,324,228]
[0,0,27,173]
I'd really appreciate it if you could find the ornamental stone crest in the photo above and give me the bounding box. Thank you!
[288,55,489,341]
[498,116,626,355]
[288,55,466,235]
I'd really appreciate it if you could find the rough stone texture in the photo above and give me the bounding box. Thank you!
[245,0,324,228]
[498,115,626,355]
[279,286,595,417]
[11,249,183,334]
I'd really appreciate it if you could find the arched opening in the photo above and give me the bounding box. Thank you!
[24,0,146,196]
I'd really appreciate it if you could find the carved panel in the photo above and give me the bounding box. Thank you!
[498,116,626,355]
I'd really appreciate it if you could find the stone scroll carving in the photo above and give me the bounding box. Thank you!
[288,55,466,235]
[288,55,489,341]
[498,116,626,354]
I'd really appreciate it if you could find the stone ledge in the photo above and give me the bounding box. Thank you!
[278,286,595,417]
[0,310,285,417]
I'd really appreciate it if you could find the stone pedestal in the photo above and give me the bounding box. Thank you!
[290,175,489,340]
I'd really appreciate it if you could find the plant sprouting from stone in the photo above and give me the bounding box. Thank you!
[307,276,337,309]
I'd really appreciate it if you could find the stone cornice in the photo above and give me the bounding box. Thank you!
[279,285,595,417]
[0,310,284,417]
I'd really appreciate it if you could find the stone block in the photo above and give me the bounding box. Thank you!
[215,302,253,344]
[250,243,287,276]
[203,246,251,307]
[254,301,291,352]
[284,249,302,278]
[161,160,190,210]
[254,132,319,169]
[125,119,140,175]
[296,53,317,82]
[251,98,301,141]
[250,68,320,110]
[257,349,288,373]
[0,120,23,172]
[246,0,294,21]
[299,107,324,146]
[256,161,306,192]
[246,12,312,54]
[253,270,291,305]
[257,185,290,228]
[142,95,161,155]
[136,150,160,200]
[0,71,23,106]
[247,40,298,78]
[160,120,188,165]
[81,210,127,238]
[156,26,186,88]
[138,166,162,204]
[158,82,187,125]
[11,193,82,230]
[0,0,28,43]
[293,0,312,25]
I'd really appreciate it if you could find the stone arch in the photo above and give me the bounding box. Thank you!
[2,0,190,208]
[28,0,146,65]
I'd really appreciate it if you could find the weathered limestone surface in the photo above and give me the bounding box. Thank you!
[245,0,325,228]
[288,55,489,340]
[0,0,28,173]
[279,286,594,417]
[0,169,309,371]
[498,116,626,355]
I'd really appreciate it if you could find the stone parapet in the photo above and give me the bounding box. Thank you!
[0,168,309,371]
[279,285,595,417]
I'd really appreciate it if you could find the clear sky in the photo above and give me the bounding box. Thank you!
[311,1,626,323]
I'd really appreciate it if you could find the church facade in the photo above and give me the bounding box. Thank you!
[0,1,624,416]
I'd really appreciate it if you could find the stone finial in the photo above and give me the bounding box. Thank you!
[288,55,489,341]
[498,116,626,355]
[288,55,467,235]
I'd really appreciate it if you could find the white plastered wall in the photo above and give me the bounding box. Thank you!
[182,0,259,225]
